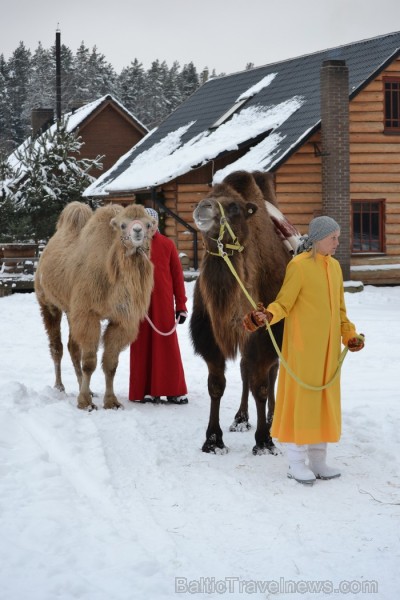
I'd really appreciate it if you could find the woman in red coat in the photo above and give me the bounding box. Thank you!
[129,208,188,404]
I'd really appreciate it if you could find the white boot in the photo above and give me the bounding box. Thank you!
[308,443,341,480]
[286,443,316,485]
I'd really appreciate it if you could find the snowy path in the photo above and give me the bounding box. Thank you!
[0,285,399,599]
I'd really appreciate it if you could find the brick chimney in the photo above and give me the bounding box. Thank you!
[320,59,350,279]
[31,108,54,137]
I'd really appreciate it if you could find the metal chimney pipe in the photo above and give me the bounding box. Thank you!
[56,27,62,122]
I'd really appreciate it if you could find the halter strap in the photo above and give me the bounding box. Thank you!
[207,201,244,257]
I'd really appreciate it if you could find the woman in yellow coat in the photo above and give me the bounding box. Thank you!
[244,216,364,485]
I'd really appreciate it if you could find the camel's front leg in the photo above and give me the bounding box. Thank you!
[203,358,227,453]
[71,311,100,410]
[101,322,130,409]
[78,350,98,410]
[250,359,279,456]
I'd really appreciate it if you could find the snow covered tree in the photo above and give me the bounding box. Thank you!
[142,60,171,129]
[119,58,147,123]
[0,67,15,155]
[164,61,183,114]
[7,42,32,144]
[23,43,54,119]
[69,43,119,107]
[5,121,103,241]
[179,62,200,100]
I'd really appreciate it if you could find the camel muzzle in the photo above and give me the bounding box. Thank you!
[193,200,217,232]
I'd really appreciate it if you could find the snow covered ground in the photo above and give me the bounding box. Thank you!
[0,283,399,600]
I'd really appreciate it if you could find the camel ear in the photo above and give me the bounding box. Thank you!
[110,217,119,230]
[245,203,258,218]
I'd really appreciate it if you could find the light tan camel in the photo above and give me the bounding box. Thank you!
[35,201,154,410]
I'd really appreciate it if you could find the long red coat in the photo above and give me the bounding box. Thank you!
[129,231,188,401]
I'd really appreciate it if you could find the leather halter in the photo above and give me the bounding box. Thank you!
[206,201,244,257]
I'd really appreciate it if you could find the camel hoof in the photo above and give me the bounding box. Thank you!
[229,419,251,432]
[252,441,277,456]
[103,398,123,410]
[202,435,228,454]
[78,402,98,411]
[77,393,97,411]
[54,383,65,392]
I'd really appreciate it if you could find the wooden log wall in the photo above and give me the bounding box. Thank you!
[163,182,209,265]
[274,132,323,234]
[349,58,400,257]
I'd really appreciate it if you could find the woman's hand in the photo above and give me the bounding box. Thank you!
[348,333,365,352]
[243,306,272,332]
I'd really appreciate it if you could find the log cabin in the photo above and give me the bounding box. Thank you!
[84,32,400,284]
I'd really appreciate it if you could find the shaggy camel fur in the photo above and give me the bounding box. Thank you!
[190,171,291,454]
[35,201,154,410]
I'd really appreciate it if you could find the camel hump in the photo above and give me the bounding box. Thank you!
[251,171,278,207]
[56,201,93,234]
[220,170,278,209]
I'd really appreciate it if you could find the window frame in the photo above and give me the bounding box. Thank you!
[351,199,385,254]
[383,76,400,134]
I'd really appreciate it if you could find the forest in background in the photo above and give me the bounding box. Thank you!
[0,40,241,156]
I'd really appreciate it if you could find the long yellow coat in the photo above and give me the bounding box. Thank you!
[267,252,356,444]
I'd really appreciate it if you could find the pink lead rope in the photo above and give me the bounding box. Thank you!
[139,241,179,336]
[144,314,179,336]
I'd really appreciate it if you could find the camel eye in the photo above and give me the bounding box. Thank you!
[228,203,240,216]
[121,223,127,230]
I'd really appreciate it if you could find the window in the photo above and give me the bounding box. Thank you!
[384,77,400,132]
[210,99,248,129]
[351,200,384,253]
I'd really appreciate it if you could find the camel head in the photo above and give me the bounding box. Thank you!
[193,186,258,254]
[110,204,153,256]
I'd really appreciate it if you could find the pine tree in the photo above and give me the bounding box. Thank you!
[179,62,200,100]
[24,43,54,118]
[0,69,15,154]
[0,156,23,241]
[57,44,76,111]
[69,43,119,107]
[7,42,32,144]
[5,121,103,241]
[143,60,170,129]
[119,59,147,124]
[164,61,183,114]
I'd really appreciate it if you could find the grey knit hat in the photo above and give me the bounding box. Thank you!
[296,216,340,254]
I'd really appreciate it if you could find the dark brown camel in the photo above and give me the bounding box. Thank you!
[190,171,292,454]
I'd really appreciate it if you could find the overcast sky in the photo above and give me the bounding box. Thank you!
[3,0,400,75]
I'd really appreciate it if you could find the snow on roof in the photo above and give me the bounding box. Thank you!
[85,95,303,194]
[236,73,277,102]
[213,132,284,183]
